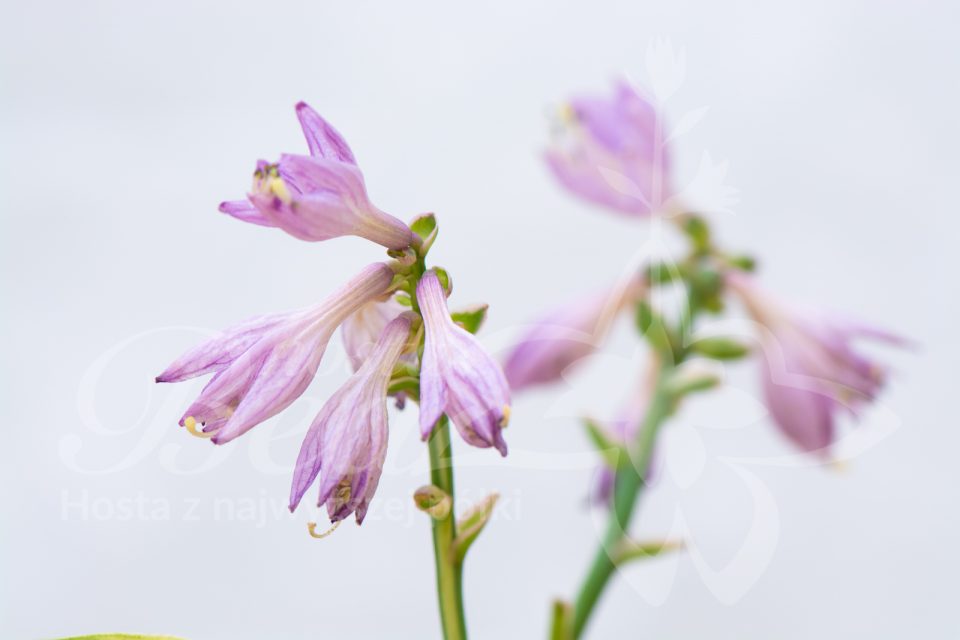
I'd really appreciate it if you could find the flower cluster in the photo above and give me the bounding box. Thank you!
[158,103,510,525]
[507,79,905,477]
[512,78,909,639]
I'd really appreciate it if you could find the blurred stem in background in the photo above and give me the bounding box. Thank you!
[553,214,737,639]
[570,361,675,637]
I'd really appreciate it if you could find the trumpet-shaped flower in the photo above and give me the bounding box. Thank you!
[417,271,511,455]
[727,273,904,453]
[156,262,395,444]
[219,102,414,250]
[503,277,644,390]
[545,80,670,216]
[289,314,413,523]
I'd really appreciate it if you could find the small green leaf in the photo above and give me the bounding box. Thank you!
[612,538,685,566]
[681,214,711,253]
[394,292,413,307]
[432,267,452,296]
[451,303,488,334]
[409,213,438,254]
[581,417,624,469]
[452,493,499,563]
[549,600,574,640]
[726,254,757,272]
[634,300,674,356]
[664,366,721,398]
[701,295,725,314]
[387,376,419,398]
[645,261,682,285]
[691,336,751,360]
[413,485,451,520]
[634,299,655,333]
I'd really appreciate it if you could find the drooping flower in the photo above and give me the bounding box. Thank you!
[727,272,905,453]
[503,276,645,390]
[219,102,415,250]
[545,80,670,216]
[156,262,396,444]
[289,313,412,523]
[341,296,411,371]
[417,270,511,455]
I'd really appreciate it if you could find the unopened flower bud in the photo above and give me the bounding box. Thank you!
[413,485,452,520]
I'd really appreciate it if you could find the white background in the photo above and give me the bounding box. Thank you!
[2,1,957,638]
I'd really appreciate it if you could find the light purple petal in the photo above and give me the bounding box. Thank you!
[218,199,277,227]
[279,154,369,202]
[289,315,411,520]
[245,154,414,249]
[416,271,510,454]
[212,320,331,444]
[341,298,409,371]
[295,102,357,164]
[544,149,654,216]
[418,311,448,439]
[761,352,835,453]
[167,263,394,445]
[156,311,295,383]
[728,272,906,454]
[571,80,658,158]
[504,281,641,390]
[247,190,354,242]
[545,79,671,216]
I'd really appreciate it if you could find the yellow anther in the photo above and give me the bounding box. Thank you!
[183,416,214,439]
[335,479,352,507]
[558,102,577,124]
[266,175,291,204]
[499,405,512,429]
[307,520,342,539]
[251,164,291,205]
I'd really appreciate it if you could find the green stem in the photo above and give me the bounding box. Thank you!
[570,362,675,638]
[428,415,468,640]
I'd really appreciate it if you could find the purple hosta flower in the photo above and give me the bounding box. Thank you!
[417,270,511,455]
[219,102,414,250]
[341,296,411,371]
[503,276,645,391]
[545,80,670,216]
[727,273,905,454]
[289,314,413,524]
[156,263,395,444]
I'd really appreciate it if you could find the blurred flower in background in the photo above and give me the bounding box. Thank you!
[545,80,670,216]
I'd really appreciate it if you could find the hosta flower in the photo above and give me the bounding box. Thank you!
[156,262,395,444]
[727,273,904,453]
[341,296,411,371]
[417,270,511,455]
[503,277,644,390]
[219,102,414,250]
[546,80,670,216]
[289,314,412,523]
